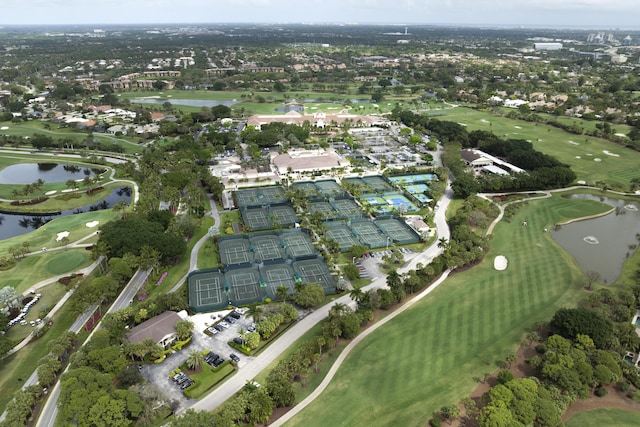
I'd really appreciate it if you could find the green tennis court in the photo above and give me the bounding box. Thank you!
[314,180,343,197]
[187,270,226,312]
[351,221,387,247]
[242,208,272,230]
[325,223,359,251]
[308,201,339,219]
[270,205,299,227]
[250,234,286,262]
[332,198,363,219]
[363,175,393,191]
[225,268,267,305]
[262,263,296,297]
[218,237,252,266]
[282,232,318,259]
[293,259,337,292]
[376,218,420,244]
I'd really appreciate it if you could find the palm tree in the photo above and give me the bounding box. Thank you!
[276,284,289,303]
[349,286,364,305]
[247,304,263,323]
[437,237,449,250]
[185,350,203,371]
[329,302,348,318]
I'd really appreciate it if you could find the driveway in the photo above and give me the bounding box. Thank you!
[139,310,254,412]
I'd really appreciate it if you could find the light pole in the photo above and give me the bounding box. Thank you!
[386,236,392,250]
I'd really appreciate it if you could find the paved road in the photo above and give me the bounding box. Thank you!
[186,185,453,415]
[36,267,151,427]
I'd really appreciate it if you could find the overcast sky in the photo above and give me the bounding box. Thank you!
[1,0,639,28]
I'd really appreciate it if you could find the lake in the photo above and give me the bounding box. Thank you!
[551,194,640,284]
[0,186,132,240]
[0,163,105,185]
[130,98,240,107]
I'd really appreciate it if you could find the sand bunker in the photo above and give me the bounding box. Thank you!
[61,189,73,193]
[480,119,489,123]
[594,158,602,162]
[569,141,580,145]
[603,150,620,157]
[0,126,8,130]
[85,221,100,228]
[577,180,586,185]
[45,190,57,195]
[575,156,581,159]
[615,133,627,138]
[56,231,70,242]
[514,125,521,129]
[494,255,508,271]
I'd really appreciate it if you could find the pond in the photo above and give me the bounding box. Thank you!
[0,163,105,185]
[551,195,640,284]
[0,186,132,240]
[130,98,240,107]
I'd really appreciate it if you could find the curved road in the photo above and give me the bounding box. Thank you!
[186,186,453,415]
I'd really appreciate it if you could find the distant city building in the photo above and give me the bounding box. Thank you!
[533,42,563,51]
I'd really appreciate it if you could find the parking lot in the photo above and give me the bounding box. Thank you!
[354,248,416,280]
[139,309,255,412]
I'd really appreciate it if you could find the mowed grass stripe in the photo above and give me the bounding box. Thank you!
[286,194,611,427]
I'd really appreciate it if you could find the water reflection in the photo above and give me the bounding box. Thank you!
[551,194,640,284]
[0,186,132,240]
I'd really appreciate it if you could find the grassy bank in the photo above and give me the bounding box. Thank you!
[285,194,611,427]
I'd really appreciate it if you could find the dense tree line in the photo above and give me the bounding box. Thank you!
[392,109,576,196]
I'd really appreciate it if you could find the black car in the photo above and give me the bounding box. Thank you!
[213,324,224,332]
[233,337,245,345]
[230,353,240,363]
[224,316,236,324]
[229,311,241,319]
[181,380,194,390]
[204,352,218,363]
[212,357,225,367]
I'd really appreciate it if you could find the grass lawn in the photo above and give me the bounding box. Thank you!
[197,238,218,270]
[0,209,115,256]
[0,293,78,412]
[285,193,612,427]
[0,121,143,154]
[186,362,236,399]
[566,409,640,427]
[435,107,640,189]
[0,181,131,212]
[0,249,90,295]
[4,282,68,342]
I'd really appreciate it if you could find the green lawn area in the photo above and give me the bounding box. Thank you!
[0,209,116,257]
[0,120,143,154]
[197,238,218,270]
[185,362,236,399]
[566,408,640,427]
[435,107,640,189]
[0,292,78,412]
[0,249,90,292]
[285,193,612,427]
[4,282,68,342]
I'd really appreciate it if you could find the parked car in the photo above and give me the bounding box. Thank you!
[233,337,245,345]
[229,311,241,319]
[224,316,236,324]
[230,353,240,363]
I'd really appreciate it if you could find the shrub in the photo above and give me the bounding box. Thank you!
[429,417,442,427]
[535,344,547,354]
[497,370,515,385]
[595,386,608,397]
